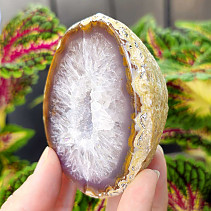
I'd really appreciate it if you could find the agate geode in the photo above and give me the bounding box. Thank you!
[43,13,168,198]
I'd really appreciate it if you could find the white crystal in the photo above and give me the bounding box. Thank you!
[49,27,132,184]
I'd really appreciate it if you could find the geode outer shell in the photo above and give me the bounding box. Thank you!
[43,13,168,198]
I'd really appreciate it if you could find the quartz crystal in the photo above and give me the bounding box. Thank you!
[43,13,168,198]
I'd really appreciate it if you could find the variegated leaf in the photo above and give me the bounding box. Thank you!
[0,124,34,154]
[0,5,66,122]
[176,20,211,41]
[0,155,29,187]
[0,163,36,206]
[166,155,211,210]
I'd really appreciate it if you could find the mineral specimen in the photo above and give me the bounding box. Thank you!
[43,13,168,198]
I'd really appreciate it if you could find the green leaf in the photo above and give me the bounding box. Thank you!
[0,5,65,64]
[93,199,106,211]
[0,155,29,187]
[0,124,34,154]
[131,15,156,40]
[29,94,44,108]
[161,128,211,156]
[193,48,211,70]
[0,5,66,115]
[176,20,211,41]
[74,190,83,204]
[132,16,211,82]
[166,155,211,210]
[0,163,36,207]
[73,191,99,211]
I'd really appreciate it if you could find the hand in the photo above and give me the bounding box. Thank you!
[1,145,168,211]
[106,145,168,211]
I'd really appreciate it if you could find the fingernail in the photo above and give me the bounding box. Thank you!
[153,170,160,179]
[35,146,49,173]
[157,145,164,155]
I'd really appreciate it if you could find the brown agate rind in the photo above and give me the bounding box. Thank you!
[43,13,168,198]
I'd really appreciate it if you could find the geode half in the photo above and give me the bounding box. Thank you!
[43,13,168,198]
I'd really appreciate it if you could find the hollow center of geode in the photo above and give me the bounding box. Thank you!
[49,26,133,189]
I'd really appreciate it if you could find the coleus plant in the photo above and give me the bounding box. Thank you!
[0,4,65,126]
[0,5,211,211]
[0,5,66,186]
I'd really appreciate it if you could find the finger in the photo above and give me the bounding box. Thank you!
[148,145,168,211]
[54,173,77,211]
[106,194,122,211]
[117,169,160,211]
[1,147,62,211]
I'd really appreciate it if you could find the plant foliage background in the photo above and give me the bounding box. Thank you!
[0,5,210,211]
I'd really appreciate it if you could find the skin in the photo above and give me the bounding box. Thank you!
[0,145,168,211]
